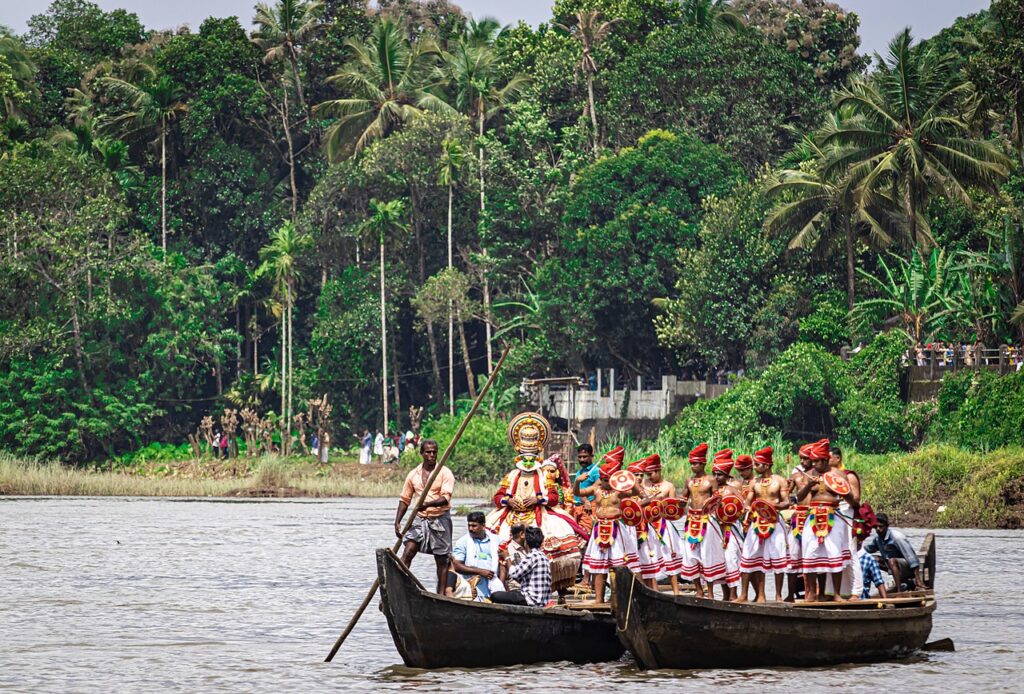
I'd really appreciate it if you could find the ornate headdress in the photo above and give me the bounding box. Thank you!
[508,412,551,472]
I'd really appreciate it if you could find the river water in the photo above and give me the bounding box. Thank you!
[1,497,1021,692]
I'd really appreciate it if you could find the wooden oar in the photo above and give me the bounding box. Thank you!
[324,343,512,663]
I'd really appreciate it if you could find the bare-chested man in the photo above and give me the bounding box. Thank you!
[679,443,719,598]
[785,443,816,601]
[711,450,743,600]
[580,455,638,603]
[792,439,856,602]
[641,454,684,594]
[624,459,662,589]
[830,446,863,599]
[738,446,791,602]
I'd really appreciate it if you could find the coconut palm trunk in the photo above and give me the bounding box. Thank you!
[844,219,855,310]
[456,305,477,400]
[587,71,598,154]
[379,232,389,436]
[161,117,167,256]
[477,105,493,377]
[287,280,294,454]
[447,180,454,416]
[280,311,286,449]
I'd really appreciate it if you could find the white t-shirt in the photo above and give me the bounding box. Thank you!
[451,530,503,599]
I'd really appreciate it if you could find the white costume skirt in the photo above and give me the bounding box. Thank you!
[740,519,791,574]
[797,507,852,574]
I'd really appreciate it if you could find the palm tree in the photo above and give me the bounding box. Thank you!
[445,30,528,374]
[252,0,323,110]
[766,116,898,309]
[315,19,454,160]
[99,71,188,256]
[461,16,503,47]
[360,198,408,435]
[412,268,479,401]
[825,29,1010,249]
[679,0,746,33]
[0,31,35,117]
[437,136,465,415]
[258,221,312,454]
[553,10,619,156]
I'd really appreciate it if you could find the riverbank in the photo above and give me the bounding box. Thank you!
[0,454,495,499]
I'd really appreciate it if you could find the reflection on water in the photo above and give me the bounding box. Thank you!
[1,496,1021,692]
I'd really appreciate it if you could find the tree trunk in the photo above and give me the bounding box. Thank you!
[161,120,167,257]
[587,71,599,156]
[236,305,243,377]
[290,51,306,111]
[69,302,89,394]
[456,305,477,400]
[411,186,442,400]
[282,89,298,223]
[391,317,402,433]
[478,107,494,377]
[845,219,855,310]
[448,182,455,416]
[287,281,294,455]
[380,236,389,436]
[280,308,286,450]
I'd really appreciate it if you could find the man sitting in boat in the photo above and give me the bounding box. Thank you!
[450,511,505,601]
[491,527,552,607]
[579,453,640,603]
[485,412,587,597]
[790,439,856,602]
[863,512,924,592]
[738,446,791,603]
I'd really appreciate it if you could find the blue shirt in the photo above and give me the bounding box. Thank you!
[452,531,499,599]
[863,528,920,569]
[573,464,601,504]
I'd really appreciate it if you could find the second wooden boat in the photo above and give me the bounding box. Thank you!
[612,534,938,669]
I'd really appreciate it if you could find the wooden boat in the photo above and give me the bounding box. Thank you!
[613,533,938,669]
[376,548,625,668]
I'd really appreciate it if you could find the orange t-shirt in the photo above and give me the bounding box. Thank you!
[400,464,455,518]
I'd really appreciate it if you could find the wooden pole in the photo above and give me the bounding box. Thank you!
[324,343,512,663]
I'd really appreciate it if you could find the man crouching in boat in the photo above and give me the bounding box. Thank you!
[450,511,505,601]
[738,446,791,602]
[491,527,552,607]
[396,439,455,594]
[791,439,857,602]
[578,454,638,604]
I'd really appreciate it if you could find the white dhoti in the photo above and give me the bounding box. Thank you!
[798,505,851,574]
[715,519,742,588]
[740,518,790,574]
[635,524,667,580]
[582,519,638,574]
[787,506,807,574]
[652,519,685,576]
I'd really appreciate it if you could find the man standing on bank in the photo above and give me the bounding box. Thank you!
[396,439,455,593]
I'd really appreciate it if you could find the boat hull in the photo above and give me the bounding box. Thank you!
[613,570,935,669]
[376,548,624,668]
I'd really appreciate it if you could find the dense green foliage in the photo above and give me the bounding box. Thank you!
[931,370,1024,450]
[2,0,1023,466]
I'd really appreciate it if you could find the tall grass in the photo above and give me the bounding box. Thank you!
[0,453,494,499]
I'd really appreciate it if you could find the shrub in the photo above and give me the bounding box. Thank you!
[798,290,851,351]
[929,370,1024,450]
[420,414,510,483]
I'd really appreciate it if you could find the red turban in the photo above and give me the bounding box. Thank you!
[798,442,814,459]
[642,453,662,472]
[602,445,625,467]
[712,448,734,474]
[689,443,708,464]
[735,454,753,470]
[810,439,831,462]
[599,459,622,479]
[627,460,647,475]
[753,446,773,466]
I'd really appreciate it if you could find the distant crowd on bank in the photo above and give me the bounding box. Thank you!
[357,429,420,465]
[907,342,1023,370]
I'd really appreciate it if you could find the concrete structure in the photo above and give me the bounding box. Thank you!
[522,369,734,454]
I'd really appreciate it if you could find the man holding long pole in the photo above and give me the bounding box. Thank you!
[395,439,455,594]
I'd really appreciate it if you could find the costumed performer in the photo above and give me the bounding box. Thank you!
[738,446,791,603]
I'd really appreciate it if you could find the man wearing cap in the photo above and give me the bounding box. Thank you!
[679,443,725,598]
[791,439,856,602]
[572,444,614,541]
[739,446,791,602]
[830,446,864,599]
[579,454,639,603]
[711,449,743,600]
[642,453,685,594]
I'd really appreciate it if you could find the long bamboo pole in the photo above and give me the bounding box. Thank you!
[324,343,511,663]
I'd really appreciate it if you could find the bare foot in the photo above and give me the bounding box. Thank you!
[734,596,748,603]
[774,595,783,603]
[755,596,767,603]
[784,595,795,603]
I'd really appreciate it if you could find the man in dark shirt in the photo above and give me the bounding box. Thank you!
[862,513,923,592]
[491,528,552,607]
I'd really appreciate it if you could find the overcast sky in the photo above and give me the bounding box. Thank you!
[2,0,991,56]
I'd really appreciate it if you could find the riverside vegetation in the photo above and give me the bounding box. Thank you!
[2,0,1023,515]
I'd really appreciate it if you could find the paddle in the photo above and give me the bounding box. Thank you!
[324,343,512,663]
